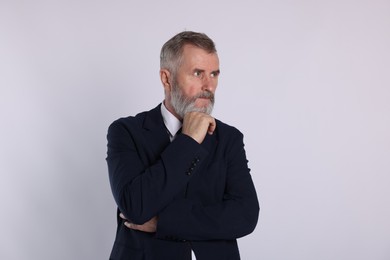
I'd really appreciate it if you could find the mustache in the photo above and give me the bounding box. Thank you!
[193,91,214,101]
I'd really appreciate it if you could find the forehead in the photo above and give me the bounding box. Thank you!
[180,44,219,69]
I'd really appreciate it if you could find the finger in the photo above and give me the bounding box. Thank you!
[208,118,216,135]
[119,213,126,220]
[124,221,137,230]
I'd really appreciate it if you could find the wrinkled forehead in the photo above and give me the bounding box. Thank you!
[180,44,219,69]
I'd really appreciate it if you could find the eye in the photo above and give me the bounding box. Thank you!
[210,71,220,78]
[194,70,202,77]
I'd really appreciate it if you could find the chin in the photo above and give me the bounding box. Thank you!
[193,105,213,115]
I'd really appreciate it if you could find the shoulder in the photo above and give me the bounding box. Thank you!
[215,118,244,139]
[213,119,246,158]
[108,112,145,131]
[108,104,162,132]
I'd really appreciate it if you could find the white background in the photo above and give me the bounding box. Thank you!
[1,0,389,259]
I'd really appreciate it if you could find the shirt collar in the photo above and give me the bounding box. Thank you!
[161,101,182,140]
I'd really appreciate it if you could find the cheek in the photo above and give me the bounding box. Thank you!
[180,79,202,96]
[189,87,201,97]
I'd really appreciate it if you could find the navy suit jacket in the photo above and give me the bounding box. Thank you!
[106,104,259,260]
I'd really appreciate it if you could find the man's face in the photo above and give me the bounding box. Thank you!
[168,44,220,119]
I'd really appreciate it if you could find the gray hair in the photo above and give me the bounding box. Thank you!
[160,31,217,76]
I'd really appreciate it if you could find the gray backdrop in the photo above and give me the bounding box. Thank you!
[1,0,389,259]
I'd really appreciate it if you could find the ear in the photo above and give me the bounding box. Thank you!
[160,69,172,92]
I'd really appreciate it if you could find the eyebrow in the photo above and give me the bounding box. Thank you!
[193,68,221,74]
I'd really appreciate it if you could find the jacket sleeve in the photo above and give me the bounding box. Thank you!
[106,119,209,224]
[155,131,260,241]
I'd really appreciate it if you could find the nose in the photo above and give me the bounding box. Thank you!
[201,75,216,92]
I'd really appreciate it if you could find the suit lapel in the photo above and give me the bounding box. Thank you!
[141,104,218,163]
[142,104,171,160]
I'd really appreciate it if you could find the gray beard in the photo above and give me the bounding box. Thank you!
[170,83,215,119]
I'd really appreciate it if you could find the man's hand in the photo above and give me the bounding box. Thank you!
[120,213,158,233]
[182,112,216,144]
